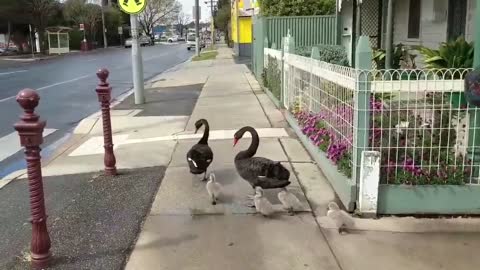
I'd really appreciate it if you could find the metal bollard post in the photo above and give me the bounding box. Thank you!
[14,89,52,269]
[96,68,117,176]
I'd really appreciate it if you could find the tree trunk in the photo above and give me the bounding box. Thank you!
[37,28,46,53]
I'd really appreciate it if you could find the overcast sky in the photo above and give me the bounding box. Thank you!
[179,0,212,22]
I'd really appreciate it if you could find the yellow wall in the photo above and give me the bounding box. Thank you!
[231,0,252,44]
[239,17,252,43]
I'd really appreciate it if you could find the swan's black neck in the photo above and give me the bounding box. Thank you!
[198,120,210,145]
[236,126,259,159]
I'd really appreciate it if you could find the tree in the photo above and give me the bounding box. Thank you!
[138,0,181,40]
[64,0,88,26]
[259,0,336,16]
[175,12,191,38]
[63,0,102,42]
[214,0,230,42]
[84,4,102,41]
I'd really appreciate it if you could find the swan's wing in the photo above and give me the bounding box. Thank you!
[188,145,213,164]
[244,157,275,178]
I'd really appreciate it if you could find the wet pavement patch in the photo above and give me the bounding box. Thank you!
[114,84,204,116]
[0,166,165,270]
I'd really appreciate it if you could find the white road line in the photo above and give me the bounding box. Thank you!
[0,70,28,76]
[37,75,91,90]
[85,58,97,62]
[0,74,92,103]
[0,95,16,103]
[0,129,57,162]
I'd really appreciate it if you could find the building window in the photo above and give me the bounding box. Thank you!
[408,0,421,39]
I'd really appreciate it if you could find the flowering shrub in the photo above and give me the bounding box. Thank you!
[293,109,353,178]
[293,92,470,185]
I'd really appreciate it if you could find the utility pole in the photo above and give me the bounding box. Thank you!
[195,0,201,56]
[101,3,108,48]
[130,15,145,104]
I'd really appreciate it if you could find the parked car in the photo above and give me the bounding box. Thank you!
[0,46,18,53]
[125,36,152,48]
[167,35,179,43]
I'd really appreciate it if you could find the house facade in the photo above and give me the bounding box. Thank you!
[339,0,476,66]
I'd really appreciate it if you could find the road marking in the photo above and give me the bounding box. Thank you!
[0,70,28,76]
[0,129,57,162]
[37,75,90,90]
[68,128,290,157]
[69,135,129,157]
[85,58,97,62]
[0,74,91,103]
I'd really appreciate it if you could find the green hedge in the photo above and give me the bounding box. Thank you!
[262,55,282,100]
[297,44,349,66]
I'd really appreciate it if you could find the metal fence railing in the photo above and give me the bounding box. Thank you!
[276,50,479,186]
[284,52,357,179]
[367,68,476,185]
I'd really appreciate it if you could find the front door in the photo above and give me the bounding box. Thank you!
[447,0,467,41]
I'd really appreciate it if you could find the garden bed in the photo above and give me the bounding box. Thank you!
[286,112,356,211]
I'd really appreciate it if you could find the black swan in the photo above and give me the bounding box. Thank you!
[186,119,213,181]
[234,126,291,205]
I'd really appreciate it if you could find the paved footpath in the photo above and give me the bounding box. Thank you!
[1,45,480,270]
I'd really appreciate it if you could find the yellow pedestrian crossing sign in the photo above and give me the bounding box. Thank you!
[119,0,147,15]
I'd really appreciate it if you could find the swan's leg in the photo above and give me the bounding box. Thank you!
[339,226,348,235]
[201,171,208,181]
[244,189,256,208]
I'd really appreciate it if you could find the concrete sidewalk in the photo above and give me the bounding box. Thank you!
[2,45,479,269]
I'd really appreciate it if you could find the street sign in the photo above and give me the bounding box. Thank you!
[192,6,201,21]
[119,0,147,14]
[118,26,123,35]
[79,23,85,31]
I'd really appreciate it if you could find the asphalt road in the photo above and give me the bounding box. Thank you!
[0,44,192,178]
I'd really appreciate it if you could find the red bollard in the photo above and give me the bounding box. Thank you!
[96,68,117,176]
[14,89,52,269]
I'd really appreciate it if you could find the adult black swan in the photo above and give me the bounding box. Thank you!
[186,119,213,181]
[234,126,291,205]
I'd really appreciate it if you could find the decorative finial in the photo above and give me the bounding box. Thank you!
[96,68,110,83]
[16,89,40,113]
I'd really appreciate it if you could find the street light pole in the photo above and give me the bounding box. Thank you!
[195,0,200,56]
[130,14,145,104]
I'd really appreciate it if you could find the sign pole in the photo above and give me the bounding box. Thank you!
[130,14,145,104]
[195,0,200,56]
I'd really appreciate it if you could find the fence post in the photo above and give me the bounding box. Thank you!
[359,151,381,216]
[282,30,295,109]
[14,89,52,269]
[309,47,320,111]
[353,36,372,202]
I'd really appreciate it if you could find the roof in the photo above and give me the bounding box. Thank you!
[46,26,73,33]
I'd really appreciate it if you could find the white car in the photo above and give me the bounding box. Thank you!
[125,36,151,48]
[167,36,179,43]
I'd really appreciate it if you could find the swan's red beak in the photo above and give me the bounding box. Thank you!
[233,138,239,147]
